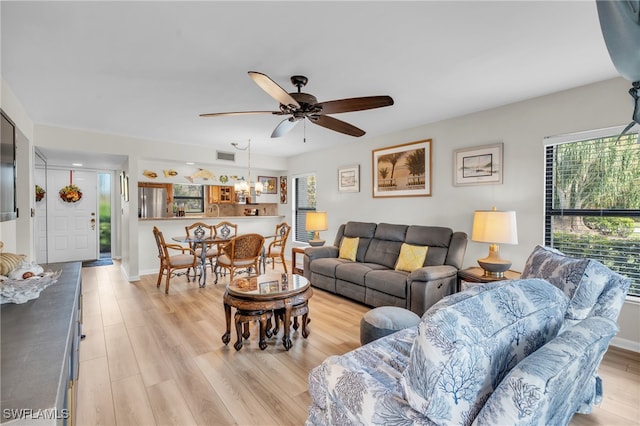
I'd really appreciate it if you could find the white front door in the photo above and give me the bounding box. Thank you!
[47,169,98,263]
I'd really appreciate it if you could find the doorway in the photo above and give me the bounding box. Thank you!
[98,173,111,259]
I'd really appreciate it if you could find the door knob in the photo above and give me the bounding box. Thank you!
[90,218,96,230]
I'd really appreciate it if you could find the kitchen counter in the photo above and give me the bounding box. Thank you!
[139,215,284,221]
[1,262,82,425]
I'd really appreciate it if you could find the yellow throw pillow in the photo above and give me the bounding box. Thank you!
[339,237,359,261]
[395,243,428,272]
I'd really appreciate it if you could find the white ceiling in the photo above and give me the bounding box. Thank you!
[1,1,620,169]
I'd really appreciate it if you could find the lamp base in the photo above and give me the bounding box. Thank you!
[477,243,512,278]
[308,239,325,247]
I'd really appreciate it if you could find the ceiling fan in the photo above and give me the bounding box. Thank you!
[200,71,394,138]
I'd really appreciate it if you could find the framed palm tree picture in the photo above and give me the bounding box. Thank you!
[372,139,432,198]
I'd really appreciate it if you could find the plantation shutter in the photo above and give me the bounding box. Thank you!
[543,127,640,297]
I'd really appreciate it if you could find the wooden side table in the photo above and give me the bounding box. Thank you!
[457,267,521,292]
[291,247,306,276]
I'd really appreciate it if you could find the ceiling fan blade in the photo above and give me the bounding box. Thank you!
[316,95,394,115]
[271,118,301,138]
[199,111,279,117]
[308,115,366,137]
[249,71,301,109]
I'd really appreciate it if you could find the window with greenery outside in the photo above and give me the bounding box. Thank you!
[294,175,317,243]
[545,131,639,297]
[173,184,204,214]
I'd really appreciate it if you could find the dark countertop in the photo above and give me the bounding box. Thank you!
[1,262,81,424]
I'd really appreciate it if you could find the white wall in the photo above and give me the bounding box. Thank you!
[4,74,638,350]
[0,77,34,255]
[32,125,290,280]
[287,76,640,351]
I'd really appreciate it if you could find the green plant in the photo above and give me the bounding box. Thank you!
[583,217,635,238]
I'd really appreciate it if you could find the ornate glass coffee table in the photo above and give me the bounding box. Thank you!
[222,273,313,351]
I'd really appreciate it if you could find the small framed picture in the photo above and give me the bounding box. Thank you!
[338,165,360,192]
[258,176,278,194]
[280,176,287,204]
[453,143,503,186]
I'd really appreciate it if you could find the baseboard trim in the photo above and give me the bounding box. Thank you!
[120,263,140,282]
[611,336,640,353]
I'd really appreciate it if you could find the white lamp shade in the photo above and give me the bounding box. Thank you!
[472,210,518,245]
[306,211,328,231]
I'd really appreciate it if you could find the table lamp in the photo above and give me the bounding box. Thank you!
[471,207,518,278]
[306,211,328,246]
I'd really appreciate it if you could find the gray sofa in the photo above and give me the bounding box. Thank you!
[303,221,468,315]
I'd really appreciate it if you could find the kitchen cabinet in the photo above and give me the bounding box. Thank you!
[208,185,235,204]
[219,186,234,203]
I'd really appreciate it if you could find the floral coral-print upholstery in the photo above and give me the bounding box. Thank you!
[307,248,630,425]
[306,327,438,425]
[401,279,568,425]
[473,316,618,426]
[521,245,615,321]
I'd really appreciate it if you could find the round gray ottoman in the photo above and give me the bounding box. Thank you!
[360,306,421,345]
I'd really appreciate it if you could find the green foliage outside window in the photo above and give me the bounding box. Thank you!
[546,131,640,297]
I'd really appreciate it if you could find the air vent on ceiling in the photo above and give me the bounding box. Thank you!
[216,151,235,162]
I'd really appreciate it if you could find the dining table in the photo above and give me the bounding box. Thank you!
[172,228,276,286]
[171,232,230,286]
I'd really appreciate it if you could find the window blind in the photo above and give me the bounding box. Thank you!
[294,175,317,243]
[544,130,640,297]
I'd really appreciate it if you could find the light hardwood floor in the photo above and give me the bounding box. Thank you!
[76,261,640,425]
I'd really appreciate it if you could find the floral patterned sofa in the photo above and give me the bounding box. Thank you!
[306,246,631,425]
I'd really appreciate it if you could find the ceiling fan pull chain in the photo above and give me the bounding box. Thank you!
[304,119,307,143]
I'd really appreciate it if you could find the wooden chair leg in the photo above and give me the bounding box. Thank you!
[156,266,163,288]
[165,268,171,294]
[281,254,288,274]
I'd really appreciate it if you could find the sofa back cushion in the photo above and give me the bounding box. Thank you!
[364,223,408,269]
[338,222,377,262]
[401,279,568,426]
[521,245,624,321]
[406,225,453,266]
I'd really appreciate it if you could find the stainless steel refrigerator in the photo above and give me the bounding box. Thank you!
[138,187,168,218]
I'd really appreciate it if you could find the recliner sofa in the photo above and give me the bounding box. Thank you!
[306,245,631,425]
[303,221,468,315]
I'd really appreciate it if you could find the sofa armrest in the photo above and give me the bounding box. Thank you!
[473,316,618,426]
[409,264,457,282]
[303,246,339,280]
[305,245,339,261]
[408,265,459,315]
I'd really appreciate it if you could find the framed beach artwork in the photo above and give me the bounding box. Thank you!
[338,164,360,192]
[372,139,432,198]
[453,143,503,186]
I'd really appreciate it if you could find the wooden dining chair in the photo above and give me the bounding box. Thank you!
[185,222,217,274]
[211,221,238,278]
[216,233,265,283]
[265,222,291,273]
[153,226,200,294]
